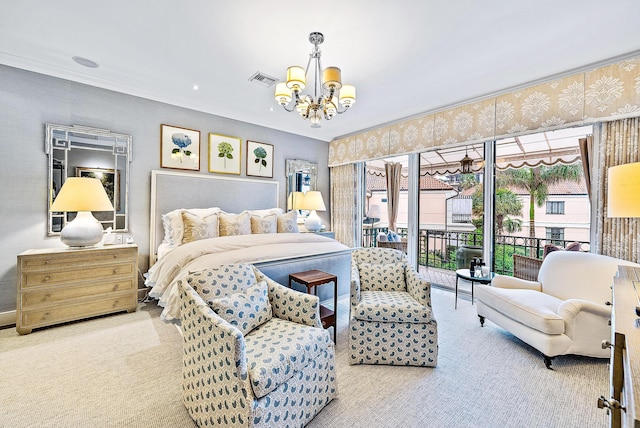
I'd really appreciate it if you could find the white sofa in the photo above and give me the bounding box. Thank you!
[475,251,640,369]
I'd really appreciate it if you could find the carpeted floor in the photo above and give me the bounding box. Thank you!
[0,288,609,427]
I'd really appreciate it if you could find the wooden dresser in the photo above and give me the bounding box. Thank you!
[16,244,138,335]
[602,265,640,427]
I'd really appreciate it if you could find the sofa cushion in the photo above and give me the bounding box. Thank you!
[244,317,331,399]
[209,280,272,335]
[359,262,406,292]
[353,290,432,323]
[475,286,565,334]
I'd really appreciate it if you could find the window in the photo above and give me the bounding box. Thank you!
[546,227,565,245]
[546,201,565,215]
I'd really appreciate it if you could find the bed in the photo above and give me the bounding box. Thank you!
[146,170,352,322]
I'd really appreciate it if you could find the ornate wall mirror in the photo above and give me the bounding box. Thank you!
[285,159,317,212]
[46,124,132,236]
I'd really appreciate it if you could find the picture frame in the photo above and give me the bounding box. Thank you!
[208,133,242,175]
[160,124,200,171]
[246,140,274,178]
[76,167,120,211]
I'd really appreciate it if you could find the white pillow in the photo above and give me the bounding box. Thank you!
[277,210,299,233]
[219,211,252,236]
[251,213,277,234]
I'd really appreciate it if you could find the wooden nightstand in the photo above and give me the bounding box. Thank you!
[16,244,138,335]
[289,269,337,343]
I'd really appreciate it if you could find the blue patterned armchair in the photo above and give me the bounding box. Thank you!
[349,247,438,366]
[178,264,337,427]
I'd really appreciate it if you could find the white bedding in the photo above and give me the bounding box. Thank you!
[145,233,349,321]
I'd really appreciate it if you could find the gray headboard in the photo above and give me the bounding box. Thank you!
[149,170,279,265]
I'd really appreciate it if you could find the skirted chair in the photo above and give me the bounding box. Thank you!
[476,251,640,369]
[349,247,438,366]
[178,264,337,427]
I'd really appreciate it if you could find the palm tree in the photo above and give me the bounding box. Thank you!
[471,187,523,234]
[498,164,583,240]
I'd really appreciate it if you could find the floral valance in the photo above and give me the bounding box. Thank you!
[329,56,640,167]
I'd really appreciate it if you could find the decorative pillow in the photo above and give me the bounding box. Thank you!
[387,231,401,242]
[543,241,581,258]
[377,232,388,242]
[248,208,284,217]
[181,211,219,244]
[219,211,251,236]
[277,210,299,233]
[162,207,220,245]
[209,280,272,335]
[251,214,277,234]
[358,262,406,292]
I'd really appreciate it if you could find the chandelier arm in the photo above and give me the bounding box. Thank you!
[280,104,297,113]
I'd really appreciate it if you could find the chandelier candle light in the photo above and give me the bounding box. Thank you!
[275,32,356,128]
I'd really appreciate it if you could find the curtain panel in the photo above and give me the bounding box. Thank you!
[597,117,640,263]
[330,163,358,247]
[329,56,640,167]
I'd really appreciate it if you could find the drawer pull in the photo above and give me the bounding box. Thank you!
[113,268,119,274]
[43,276,51,282]
[113,284,120,291]
[44,260,50,265]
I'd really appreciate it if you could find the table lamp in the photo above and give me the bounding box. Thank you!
[607,162,640,218]
[299,190,326,232]
[287,191,306,210]
[50,177,114,247]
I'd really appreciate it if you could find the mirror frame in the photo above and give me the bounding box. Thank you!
[286,159,317,208]
[45,123,132,236]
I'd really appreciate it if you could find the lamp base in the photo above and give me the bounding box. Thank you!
[60,211,104,247]
[304,210,322,232]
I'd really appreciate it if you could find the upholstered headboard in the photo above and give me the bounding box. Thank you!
[149,170,279,265]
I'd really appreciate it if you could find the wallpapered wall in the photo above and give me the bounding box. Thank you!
[330,56,640,166]
[0,64,330,315]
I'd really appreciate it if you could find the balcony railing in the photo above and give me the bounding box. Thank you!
[363,226,590,276]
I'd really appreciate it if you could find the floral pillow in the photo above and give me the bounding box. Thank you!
[277,210,299,233]
[251,213,277,234]
[358,262,406,292]
[219,211,251,236]
[181,211,219,244]
[162,207,220,245]
[209,280,272,335]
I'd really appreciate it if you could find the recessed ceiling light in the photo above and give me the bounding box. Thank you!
[72,56,99,68]
[192,84,199,90]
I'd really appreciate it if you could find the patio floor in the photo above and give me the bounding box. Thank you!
[419,265,476,306]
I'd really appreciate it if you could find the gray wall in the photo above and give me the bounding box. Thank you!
[0,65,331,315]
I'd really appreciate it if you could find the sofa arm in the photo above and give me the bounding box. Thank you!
[254,270,322,328]
[492,274,542,291]
[178,281,254,425]
[557,299,611,320]
[350,263,361,309]
[406,267,431,309]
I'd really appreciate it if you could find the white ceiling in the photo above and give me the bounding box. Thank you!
[2,1,640,142]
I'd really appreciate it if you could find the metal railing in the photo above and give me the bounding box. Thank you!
[363,226,590,276]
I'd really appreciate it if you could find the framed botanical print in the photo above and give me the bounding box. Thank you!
[246,140,274,178]
[160,124,200,171]
[208,133,241,175]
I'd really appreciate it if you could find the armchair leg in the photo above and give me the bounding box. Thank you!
[478,315,485,327]
[543,355,555,370]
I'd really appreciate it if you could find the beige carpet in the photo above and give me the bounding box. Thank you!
[0,289,608,427]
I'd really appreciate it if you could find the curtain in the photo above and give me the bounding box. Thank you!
[597,117,640,263]
[385,162,402,232]
[578,136,593,201]
[330,164,357,247]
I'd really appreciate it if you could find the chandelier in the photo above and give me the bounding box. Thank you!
[274,32,356,128]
